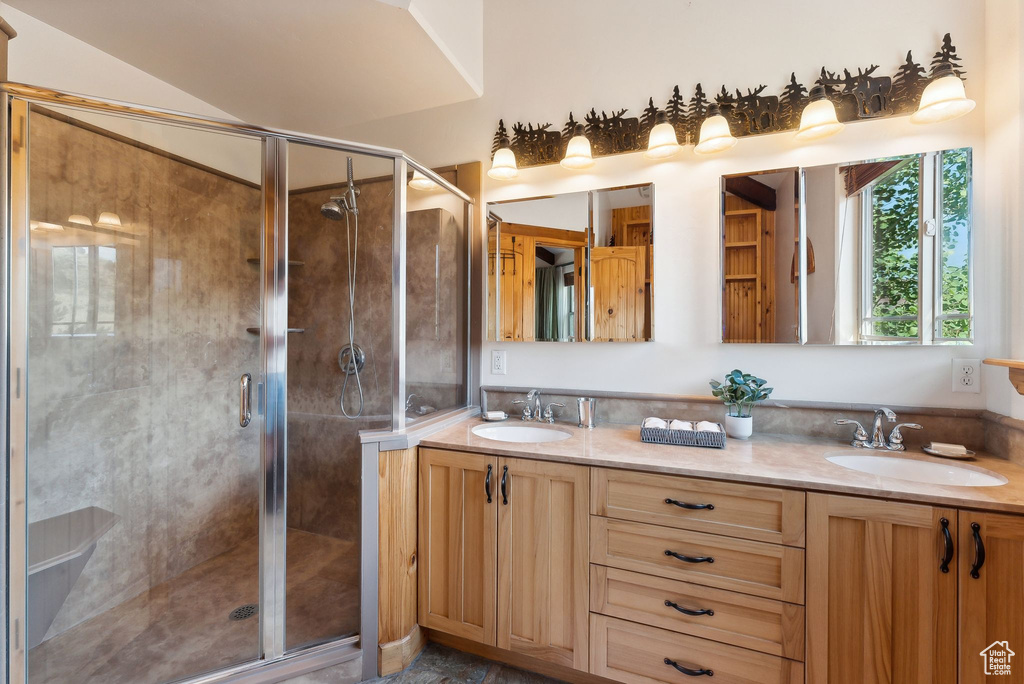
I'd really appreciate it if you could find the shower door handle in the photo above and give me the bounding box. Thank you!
[239,373,252,427]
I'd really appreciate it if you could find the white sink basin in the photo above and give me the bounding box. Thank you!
[825,452,1008,487]
[472,424,573,444]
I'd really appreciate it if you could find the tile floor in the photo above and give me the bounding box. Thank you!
[364,644,563,684]
[28,529,359,684]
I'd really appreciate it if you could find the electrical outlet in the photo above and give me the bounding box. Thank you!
[491,350,508,375]
[952,358,981,393]
[440,349,454,373]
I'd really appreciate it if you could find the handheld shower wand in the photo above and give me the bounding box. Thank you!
[320,157,364,419]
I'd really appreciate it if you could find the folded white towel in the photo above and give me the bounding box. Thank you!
[669,420,693,431]
[643,417,668,429]
[696,421,722,433]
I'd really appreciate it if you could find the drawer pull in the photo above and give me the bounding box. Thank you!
[939,517,953,573]
[664,599,714,617]
[665,549,715,564]
[665,498,714,511]
[664,657,713,677]
[485,464,493,504]
[970,522,986,579]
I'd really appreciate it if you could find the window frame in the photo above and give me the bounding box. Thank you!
[856,149,973,345]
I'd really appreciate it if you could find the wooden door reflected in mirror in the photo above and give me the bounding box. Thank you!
[486,184,654,342]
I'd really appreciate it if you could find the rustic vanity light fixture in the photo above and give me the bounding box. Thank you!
[489,33,969,172]
[560,123,595,170]
[795,85,845,141]
[408,169,439,191]
[487,131,518,180]
[694,104,737,155]
[644,110,682,159]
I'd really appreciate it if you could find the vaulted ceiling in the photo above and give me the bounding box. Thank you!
[5,0,483,136]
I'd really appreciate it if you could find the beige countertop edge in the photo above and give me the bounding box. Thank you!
[420,418,1024,516]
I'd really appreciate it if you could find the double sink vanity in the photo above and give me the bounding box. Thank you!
[405,408,1024,684]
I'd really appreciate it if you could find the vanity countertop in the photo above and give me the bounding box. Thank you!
[420,418,1024,514]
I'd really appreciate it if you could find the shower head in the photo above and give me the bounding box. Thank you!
[320,199,347,221]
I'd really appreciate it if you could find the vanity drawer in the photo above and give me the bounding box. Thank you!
[590,566,804,660]
[590,614,804,684]
[591,517,805,604]
[592,468,805,547]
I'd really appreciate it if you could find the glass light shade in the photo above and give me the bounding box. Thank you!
[96,211,122,227]
[408,169,439,191]
[30,220,64,232]
[560,128,594,170]
[68,214,93,226]
[487,146,518,180]
[694,113,736,155]
[644,121,681,159]
[795,98,845,141]
[911,74,976,124]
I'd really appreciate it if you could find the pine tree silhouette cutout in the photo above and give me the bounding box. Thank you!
[664,86,687,142]
[561,113,578,142]
[685,84,709,143]
[640,97,660,138]
[491,119,508,157]
[779,72,808,129]
[931,33,965,78]
[892,51,927,105]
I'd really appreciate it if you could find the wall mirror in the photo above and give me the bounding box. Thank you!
[720,168,801,343]
[803,147,973,345]
[486,183,654,342]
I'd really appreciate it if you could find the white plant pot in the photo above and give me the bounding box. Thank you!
[725,415,753,440]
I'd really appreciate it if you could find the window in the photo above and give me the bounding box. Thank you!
[51,245,116,336]
[858,148,972,343]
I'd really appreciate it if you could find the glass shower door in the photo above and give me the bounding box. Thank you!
[17,101,266,684]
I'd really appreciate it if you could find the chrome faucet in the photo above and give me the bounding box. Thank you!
[836,407,922,451]
[513,389,543,422]
[512,390,564,423]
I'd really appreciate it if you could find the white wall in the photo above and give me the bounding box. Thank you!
[7,0,1023,413]
[339,0,1004,409]
[983,0,1024,419]
[0,3,265,183]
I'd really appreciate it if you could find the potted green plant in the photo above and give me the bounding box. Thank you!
[709,370,773,439]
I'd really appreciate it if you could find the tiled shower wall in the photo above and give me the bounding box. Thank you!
[27,110,263,635]
[285,178,394,541]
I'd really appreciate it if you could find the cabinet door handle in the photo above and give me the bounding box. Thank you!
[970,522,986,579]
[665,600,714,617]
[501,465,509,505]
[485,465,492,504]
[664,658,713,677]
[939,517,953,573]
[665,549,714,564]
[665,498,714,511]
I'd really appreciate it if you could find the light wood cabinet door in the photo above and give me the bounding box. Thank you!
[958,510,1024,683]
[418,448,498,644]
[806,494,957,684]
[497,457,589,670]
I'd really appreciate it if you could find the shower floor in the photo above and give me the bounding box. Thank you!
[28,529,359,684]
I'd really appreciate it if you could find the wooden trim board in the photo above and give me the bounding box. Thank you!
[379,624,427,676]
[427,629,618,684]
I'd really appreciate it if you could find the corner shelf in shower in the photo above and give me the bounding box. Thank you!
[246,327,305,335]
[246,257,305,267]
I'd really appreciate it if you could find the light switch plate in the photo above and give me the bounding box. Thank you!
[491,350,508,375]
[952,358,981,393]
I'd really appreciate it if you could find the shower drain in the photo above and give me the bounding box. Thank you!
[229,604,259,621]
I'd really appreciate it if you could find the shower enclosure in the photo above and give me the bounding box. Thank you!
[1,84,476,684]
